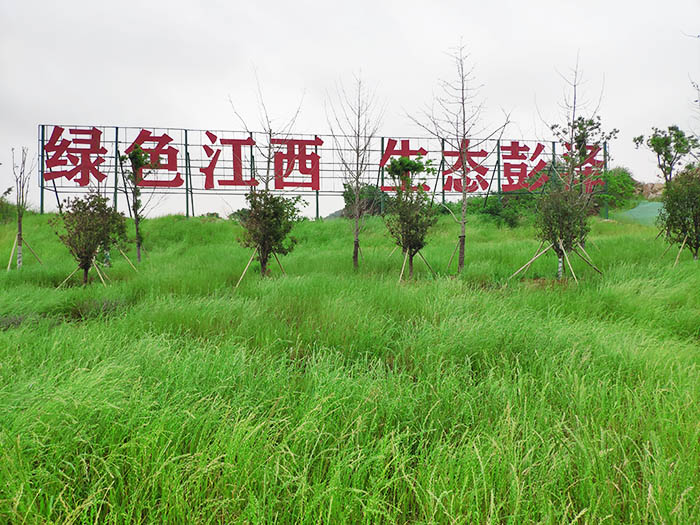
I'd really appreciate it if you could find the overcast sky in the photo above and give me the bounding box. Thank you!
[1,0,698,216]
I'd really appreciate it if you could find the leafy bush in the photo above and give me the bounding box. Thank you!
[596,167,637,208]
[0,187,13,223]
[342,183,382,217]
[237,189,302,276]
[534,187,591,277]
[657,164,700,260]
[50,192,127,284]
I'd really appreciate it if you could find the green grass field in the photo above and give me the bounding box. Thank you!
[1,211,699,523]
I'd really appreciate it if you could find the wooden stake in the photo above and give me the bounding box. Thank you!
[92,259,107,288]
[95,260,112,281]
[57,267,80,289]
[388,245,398,258]
[22,238,42,265]
[572,248,603,275]
[446,240,459,272]
[558,239,578,284]
[6,235,17,271]
[235,248,257,289]
[358,245,365,262]
[508,244,552,281]
[673,234,688,268]
[398,250,409,283]
[659,242,673,259]
[273,252,286,275]
[522,240,544,275]
[118,248,138,272]
[418,251,437,277]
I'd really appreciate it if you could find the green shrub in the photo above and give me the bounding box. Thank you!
[342,183,383,217]
[657,164,700,260]
[0,187,13,223]
[596,167,636,208]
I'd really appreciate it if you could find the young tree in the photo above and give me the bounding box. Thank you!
[633,126,699,183]
[514,59,614,281]
[384,156,437,279]
[120,144,153,263]
[411,45,509,274]
[237,189,302,277]
[657,164,700,262]
[50,192,126,285]
[10,147,36,269]
[326,74,383,269]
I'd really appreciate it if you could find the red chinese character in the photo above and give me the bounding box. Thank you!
[442,139,489,193]
[125,130,184,188]
[200,131,257,189]
[501,141,548,191]
[563,144,604,192]
[271,136,323,190]
[44,126,108,186]
[380,139,429,191]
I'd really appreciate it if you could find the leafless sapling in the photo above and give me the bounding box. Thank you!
[326,74,383,269]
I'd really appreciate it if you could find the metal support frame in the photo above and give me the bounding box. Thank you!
[39,125,45,214]
[113,127,119,209]
[315,141,319,220]
[185,129,190,217]
[496,138,502,203]
[603,141,609,219]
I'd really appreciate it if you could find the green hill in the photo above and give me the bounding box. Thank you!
[1,213,699,523]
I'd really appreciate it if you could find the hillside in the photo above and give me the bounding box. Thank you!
[1,212,699,523]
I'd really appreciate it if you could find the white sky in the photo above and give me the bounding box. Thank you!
[1,0,699,216]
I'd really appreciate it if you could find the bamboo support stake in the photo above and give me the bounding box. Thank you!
[95,260,112,281]
[6,235,17,271]
[22,238,42,265]
[92,259,107,287]
[273,252,286,275]
[57,267,80,289]
[673,234,688,268]
[659,242,673,259]
[118,248,138,272]
[418,251,437,277]
[235,248,257,289]
[572,248,603,275]
[388,246,398,258]
[522,240,545,275]
[398,250,409,283]
[559,239,578,284]
[446,240,459,272]
[508,244,552,281]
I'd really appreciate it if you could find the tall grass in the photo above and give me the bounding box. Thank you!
[0,212,698,523]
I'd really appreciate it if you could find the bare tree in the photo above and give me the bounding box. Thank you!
[229,71,304,189]
[7,147,39,270]
[411,44,509,274]
[326,74,383,269]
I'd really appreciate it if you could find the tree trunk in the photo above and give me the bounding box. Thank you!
[83,267,89,285]
[459,181,467,273]
[16,215,22,269]
[557,255,564,279]
[352,207,360,270]
[408,254,414,279]
[134,216,142,263]
[260,254,268,277]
